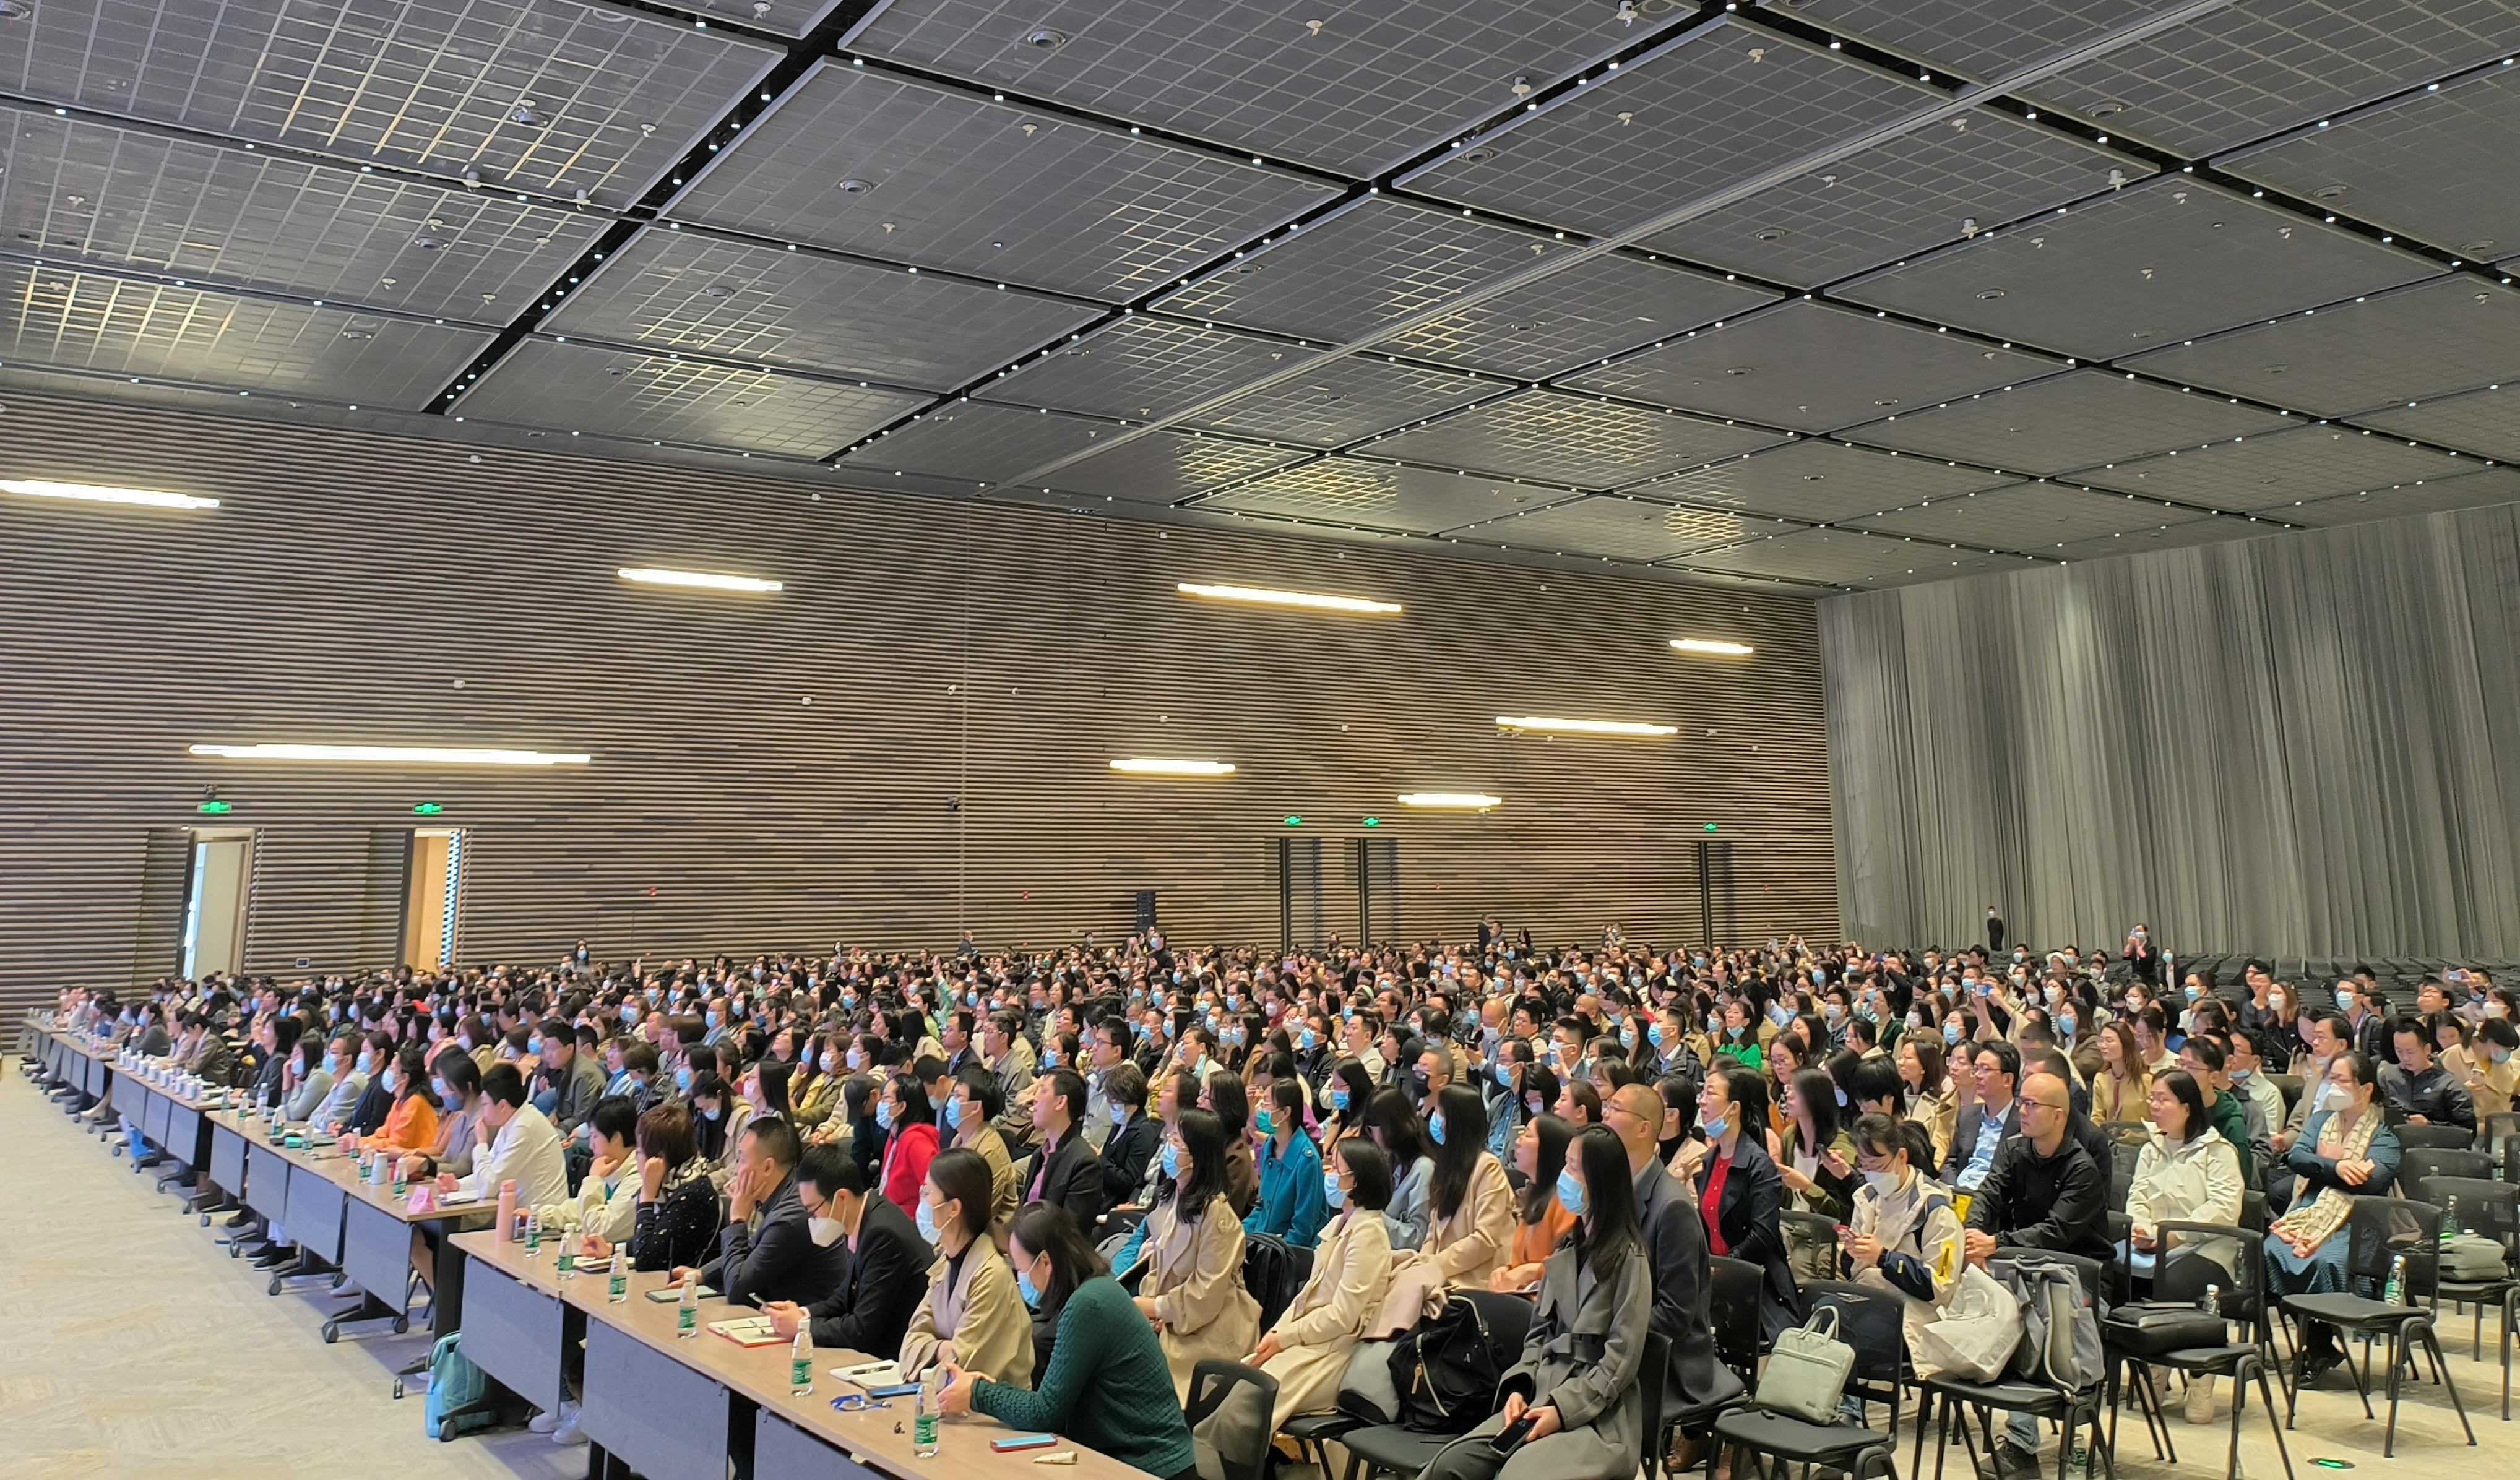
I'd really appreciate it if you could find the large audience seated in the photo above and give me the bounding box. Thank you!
[33,927,2518,1476]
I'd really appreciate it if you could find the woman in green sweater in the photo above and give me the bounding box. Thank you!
[937,1202,1197,1480]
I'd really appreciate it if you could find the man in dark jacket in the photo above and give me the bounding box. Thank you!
[764,1146,934,1357]
[688,1116,848,1307]
[1606,1083,1740,1466]
[1025,1069,1106,1230]
[1964,1070,2107,1479]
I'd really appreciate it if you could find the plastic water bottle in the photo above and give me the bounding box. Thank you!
[790,1326,813,1396]
[2200,1284,2219,1317]
[607,1249,628,1304]
[525,1213,543,1257]
[2384,1254,2407,1305]
[2443,1198,2459,1247]
[557,1241,576,1278]
[915,1366,940,1456]
[677,1271,698,1339]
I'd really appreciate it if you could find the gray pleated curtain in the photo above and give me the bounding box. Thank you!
[1821,501,2520,963]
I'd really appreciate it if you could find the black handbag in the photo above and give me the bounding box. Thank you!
[2101,1301,2229,1357]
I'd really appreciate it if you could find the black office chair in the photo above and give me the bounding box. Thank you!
[1782,1209,1844,1287]
[1709,1256,1766,1388]
[1801,1278,1910,1437]
[1339,1292,1532,1480]
[2417,1175,2520,1374]
[2396,1123,2479,1151]
[2280,1195,2477,1456]
[2110,1222,2294,1480]
[2401,1148,2493,1193]
[1923,1250,2117,1480]
[1184,1360,1280,1480]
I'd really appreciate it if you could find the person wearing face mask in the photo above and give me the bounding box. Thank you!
[788,1033,845,1134]
[672,1116,847,1307]
[1097,1063,1160,1213]
[308,1028,371,1132]
[762,1146,934,1359]
[361,1044,442,1159]
[2266,1051,2402,1383]
[1840,1115,1962,1364]
[878,1072,943,1211]
[1365,1087,1435,1252]
[2442,1016,2519,1120]
[1893,1031,1956,1169]
[947,1068,1022,1230]
[626,1101,723,1273]
[1241,1077,1328,1251]
[282,1030,337,1125]
[1492,1114,1576,1293]
[899,1150,1035,1390]
[936,1202,1195,1479]
[1128,1109,1261,1398]
[1485,1038,1534,1161]
[528,1095,640,1249]
[1253,1135,1396,1426]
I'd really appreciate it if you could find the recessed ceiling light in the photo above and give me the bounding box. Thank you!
[0,1,30,19]
[837,178,873,194]
[618,567,783,593]
[1672,637,1754,656]
[1496,716,1676,738]
[1977,288,2006,300]
[412,233,443,249]
[510,101,545,126]
[1022,26,1068,48]
[2089,100,2127,118]
[2311,183,2349,200]
[1175,582,1400,614]
[1110,758,1235,777]
[1753,227,1789,243]
[1399,792,1502,811]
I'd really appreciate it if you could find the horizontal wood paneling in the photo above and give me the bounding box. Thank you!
[0,391,1837,999]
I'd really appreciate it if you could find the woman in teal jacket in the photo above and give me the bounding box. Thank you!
[1244,1077,1328,1249]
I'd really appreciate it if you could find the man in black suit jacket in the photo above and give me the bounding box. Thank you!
[1985,906,2006,956]
[1024,1067,1105,1229]
[1096,1064,1160,1215]
[689,1117,848,1307]
[1607,1085,1741,1422]
[766,1146,934,1357]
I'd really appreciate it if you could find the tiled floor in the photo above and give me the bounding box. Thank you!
[2,1066,2501,1478]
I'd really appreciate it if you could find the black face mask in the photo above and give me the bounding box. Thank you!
[1409,1072,1430,1098]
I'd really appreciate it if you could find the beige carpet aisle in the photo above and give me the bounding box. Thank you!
[5,1065,2510,1478]
[0,1072,582,1480]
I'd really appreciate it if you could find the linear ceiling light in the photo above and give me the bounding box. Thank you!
[1496,715,1677,738]
[1175,582,1401,615]
[618,567,783,593]
[1399,792,1503,810]
[189,744,591,767]
[1,478,219,510]
[1109,757,1236,777]
[1671,638,1755,656]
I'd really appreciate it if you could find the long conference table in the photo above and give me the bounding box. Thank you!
[29,1015,1149,1479]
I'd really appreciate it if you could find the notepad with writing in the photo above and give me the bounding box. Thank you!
[708,1317,783,1347]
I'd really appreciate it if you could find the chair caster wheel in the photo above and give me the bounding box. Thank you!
[322,1322,340,1344]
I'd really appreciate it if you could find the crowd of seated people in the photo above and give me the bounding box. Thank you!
[30,929,2514,1477]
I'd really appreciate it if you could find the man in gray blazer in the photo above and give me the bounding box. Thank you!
[1606,1085,1741,1434]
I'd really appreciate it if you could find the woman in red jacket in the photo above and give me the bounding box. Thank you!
[879,1070,941,1211]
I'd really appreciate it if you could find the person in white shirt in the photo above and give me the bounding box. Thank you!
[532,1095,641,1247]
[309,1028,369,1130]
[438,1062,571,1210]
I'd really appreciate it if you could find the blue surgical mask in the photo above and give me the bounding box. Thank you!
[431,1077,448,1100]
[1323,1172,1346,1208]
[1041,1049,1059,1069]
[944,1098,964,1130]
[875,1101,895,1130]
[1493,1063,1513,1088]
[1943,1023,1962,1046]
[1556,1169,1586,1218]
[1428,1113,1446,1146]
[355,1051,372,1074]
[1329,1086,1350,1112]
[1017,1264,1042,1309]
[2335,987,2355,1012]
[915,1197,939,1244]
[1298,1030,1316,1052]
[621,1004,639,1025]
[1254,1109,1275,1137]
[1160,1143,1180,1179]
[675,1065,693,1093]
[1702,1113,1729,1142]
[2183,985,2201,1004]
[1647,1023,1665,1048]
[526,1036,543,1056]
[705,1010,719,1028]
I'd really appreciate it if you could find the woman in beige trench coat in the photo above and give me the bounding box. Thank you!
[1252,1134,1396,1427]
[1131,1109,1262,1400]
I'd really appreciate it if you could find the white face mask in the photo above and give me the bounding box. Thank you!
[1862,1168,1901,1197]
[806,1213,845,1249]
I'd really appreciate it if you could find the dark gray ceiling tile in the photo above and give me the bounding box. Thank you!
[2016,0,2520,156]
[1628,439,2016,523]
[1839,177,2438,359]
[975,316,1313,420]
[2284,467,2520,525]
[1194,458,1564,534]
[1152,196,1566,342]
[1383,251,1779,381]
[1642,106,2154,288]
[1038,430,1305,504]
[2048,516,2273,562]
[2353,383,2520,462]
[2072,421,2482,510]
[1449,494,1797,562]
[1356,388,1789,486]
[0,0,779,205]
[1682,525,1997,584]
[2122,277,2520,416]
[2222,65,2520,261]
[1187,357,1506,449]
[1401,19,1938,239]
[835,398,1118,483]
[1560,300,2057,432]
[1840,369,2289,475]
[842,0,1662,176]
[0,260,491,408]
[454,339,933,457]
[1772,0,2204,84]
[673,62,1337,301]
[1849,481,2216,551]
[545,229,1098,390]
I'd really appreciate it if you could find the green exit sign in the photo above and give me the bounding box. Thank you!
[1282,815,1301,827]
[1361,816,1380,828]
[1704,822,1719,833]
[413,802,444,816]
[197,798,233,815]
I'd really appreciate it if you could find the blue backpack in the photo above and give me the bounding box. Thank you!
[423,1333,493,1440]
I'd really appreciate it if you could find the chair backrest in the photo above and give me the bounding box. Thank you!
[2152,1220,2261,1320]
[1709,1255,1764,1382]
[1240,1233,1310,1332]
[2239,1189,2268,1235]
[2107,1140,2143,1213]
[1638,1329,1671,1472]
[2480,1111,2520,1167]
[2402,1147,2493,1201]
[1800,1278,1907,1386]
[2099,1120,2153,1148]
[2425,1176,2520,1255]
[1781,1209,1842,1284]
[2395,1122,2477,1151]
[1456,1288,1535,1378]
[2344,1195,2441,1293]
[1185,1360,1280,1480]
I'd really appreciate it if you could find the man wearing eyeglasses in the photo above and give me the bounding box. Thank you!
[1962,1072,2107,1479]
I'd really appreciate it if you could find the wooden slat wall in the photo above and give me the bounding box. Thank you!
[0,392,1838,1007]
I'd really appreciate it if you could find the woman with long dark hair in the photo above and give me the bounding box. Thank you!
[1422,1083,1514,1291]
[1420,1126,1652,1480]
[1254,1135,1397,1426]
[939,1202,1197,1480]
[1491,1113,1574,1293]
[1132,1108,1261,1398]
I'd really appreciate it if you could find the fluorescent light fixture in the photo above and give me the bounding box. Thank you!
[1399,792,1503,810]
[618,567,783,593]
[0,478,218,510]
[1110,758,1236,777]
[189,743,590,767]
[1671,638,1754,656]
[1496,715,1677,738]
[1176,582,1401,615]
